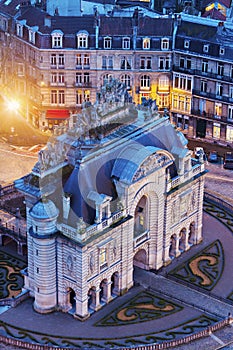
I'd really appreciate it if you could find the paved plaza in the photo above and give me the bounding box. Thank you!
[0,207,233,349]
[0,143,233,349]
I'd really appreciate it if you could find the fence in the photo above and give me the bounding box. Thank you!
[0,290,30,307]
[204,190,233,215]
[0,317,232,350]
[0,183,15,197]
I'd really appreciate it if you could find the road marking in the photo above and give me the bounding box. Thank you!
[0,147,37,159]
[210,333,225,345]
[206,174,233,183]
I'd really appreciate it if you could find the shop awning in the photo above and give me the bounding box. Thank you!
[46,110,70,120]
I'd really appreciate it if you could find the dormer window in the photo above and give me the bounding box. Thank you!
[16,23,23,37]
[122,37,130,49]
[143,38,150,50]
[104,37,112,49]
[184,40,190,49]
[161,38,169,50]
[51,30,63,48]
[203,44,209,53]
[219,47,225,55]
[28,29,35,44]
[77,31,88,49]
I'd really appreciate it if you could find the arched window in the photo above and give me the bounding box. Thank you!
[29,29,35,44]
[140,75,150,89]
[77,31,89,49]
[122,37,130,49]
[104,36,112,49]
[161,38,169,50]
[102,73,113,84]
[158,75,169,90]
[143,38,150,50]
[121,74,131,89]
[16,23,23,37]
[51,30,63,48]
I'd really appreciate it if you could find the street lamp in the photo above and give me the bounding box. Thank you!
[6,99,20,112]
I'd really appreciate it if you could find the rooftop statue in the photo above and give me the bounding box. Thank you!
[35,79,133,175]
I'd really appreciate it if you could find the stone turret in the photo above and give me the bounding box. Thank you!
[28,198,59,314]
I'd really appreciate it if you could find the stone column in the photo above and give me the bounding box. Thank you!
[188,224,195,245]
[163,242,172,266]
[180,233,190,252]
[112,273,120,296]
[75,295,89,321]
[174,236,181,257]
[91,288,101,311]
[103,281,112,303]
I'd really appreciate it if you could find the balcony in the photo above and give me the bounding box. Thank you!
[134,230,150,248]
[166,161,205,192]
[58,208,127,243]
[50,64,65,69]
[74,82,92,88]
[173,66,233,83]
[191,109,233,125]
[193,69,233,83]
[50,82,66,87]
[102,65,113,70]
[173,65,195,74]
[192,89,230,103]
[76,64,90,70]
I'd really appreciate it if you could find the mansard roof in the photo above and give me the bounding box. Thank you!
[0,0,20,16]
[15,10,174,37]
[16,8,97,34]
[176,20,217,40]
[57,115,184,226]
[175,19,233,59]
[99,16,173,36]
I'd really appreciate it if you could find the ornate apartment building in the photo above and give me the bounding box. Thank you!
[173,14,233,144]
[15,81,205,319]
[0,1,233,143]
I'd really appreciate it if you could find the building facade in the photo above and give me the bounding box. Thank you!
[172,14,233,144]
[15,81,205,319]
[0,1,232,144]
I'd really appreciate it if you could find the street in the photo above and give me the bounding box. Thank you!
[0,97,49,146]
[0,142,38,185]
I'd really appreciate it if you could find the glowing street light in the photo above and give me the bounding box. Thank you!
[6,99,20,112]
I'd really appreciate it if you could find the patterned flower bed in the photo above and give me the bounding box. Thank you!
[168,240,224,291]
[95,290,183,326]
[0,250,26,299]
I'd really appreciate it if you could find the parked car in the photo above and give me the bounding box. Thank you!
[208,151,218,163]
[223,152,233,169]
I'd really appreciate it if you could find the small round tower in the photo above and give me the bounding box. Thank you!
[29,198,59,314]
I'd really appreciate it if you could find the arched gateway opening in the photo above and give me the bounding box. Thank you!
[133,249,148,270]
[67,287,76,313]
[134,196,148,238]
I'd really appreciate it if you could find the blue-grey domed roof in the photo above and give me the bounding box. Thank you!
[111,145,173,184]
[30,199,59,220]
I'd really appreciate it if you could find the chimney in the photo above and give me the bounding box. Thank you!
[132,8,138,50]
[63,193,71,221]
[44,14,51,27]
[94,6,100,49]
